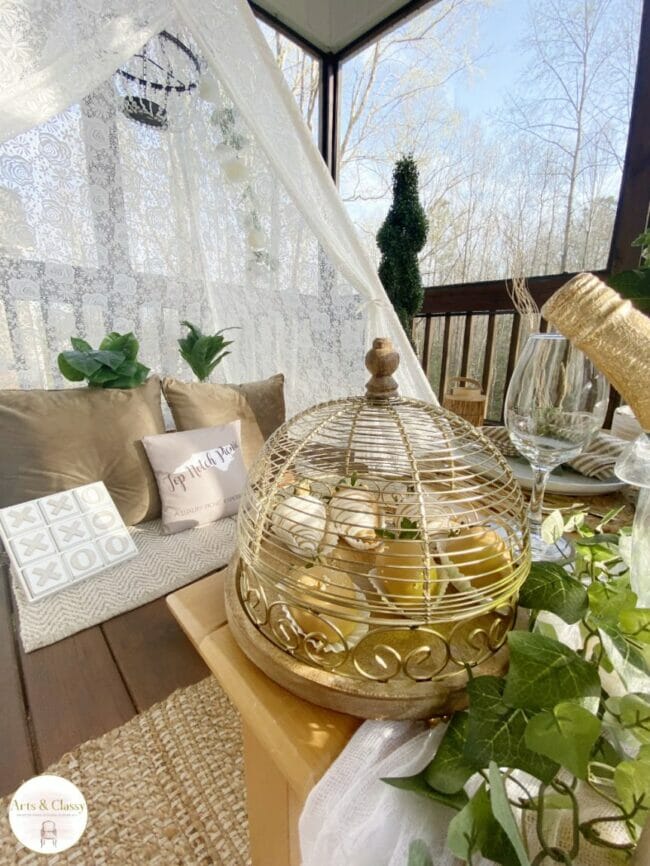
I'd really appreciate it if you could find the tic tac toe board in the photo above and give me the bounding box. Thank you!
[0,482,138,603]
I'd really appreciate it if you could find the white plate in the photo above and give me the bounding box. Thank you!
[506,457,625,496]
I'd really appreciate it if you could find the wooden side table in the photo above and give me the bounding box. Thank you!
[167,570,360,866]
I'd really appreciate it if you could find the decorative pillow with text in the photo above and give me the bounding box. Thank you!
[142,422,246,534]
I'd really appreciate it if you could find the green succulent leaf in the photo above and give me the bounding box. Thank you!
[92,350,127,371]
[57,352,86,381]
[464,677,559,782]
[99,331,139,360]
[519,562,588,624]
[424,712,475,794]
[382,771,468,811]
[70,337,92,352]
[447,783,520,866]
[488,762,531,865]
[503,632,601,712]
[57,350,103,378]
[87,365,123,385]
[57,332,147,389]
[178,321,236,382]
[524,703,601,780]
[108,363,149,388]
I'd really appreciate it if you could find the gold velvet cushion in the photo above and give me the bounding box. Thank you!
[162,374,286,468]
[0,377,165,525]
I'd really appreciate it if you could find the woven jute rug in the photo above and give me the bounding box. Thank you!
[1,677,250,865]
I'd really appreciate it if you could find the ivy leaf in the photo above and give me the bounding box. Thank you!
[447,783,520,866]
[382,771,468,811]
[524,703,601,779]
[488,762,531,865]
[587,579,638,626]
[598,625,650,691]
[617,694,650,744]
[503,632,601,712]
[407,839,433,866]
[619,609,650,645]
[464,677,559,782]
[614,757,650,826]
[575,533,620,547]
[541,510,564,545]
[519,562,588,624]
[591,735,623,769]
[424,712,476,794]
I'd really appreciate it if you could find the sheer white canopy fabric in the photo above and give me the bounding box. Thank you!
[0,0,435,411]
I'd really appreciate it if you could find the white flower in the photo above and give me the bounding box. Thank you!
[393,501,461,536]
[270,494,335,558]
[329,487,382,551]
[364,479,408,510]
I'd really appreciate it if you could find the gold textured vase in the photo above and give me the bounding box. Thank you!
[542,272,650,430]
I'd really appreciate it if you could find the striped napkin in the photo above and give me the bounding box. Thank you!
[482,426,626,481]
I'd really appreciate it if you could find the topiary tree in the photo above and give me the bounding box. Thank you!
[377,156,429,337]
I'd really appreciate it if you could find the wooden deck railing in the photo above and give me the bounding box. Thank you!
[413,270,622,426]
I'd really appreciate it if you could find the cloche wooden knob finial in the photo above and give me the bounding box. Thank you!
[365,337,400,400]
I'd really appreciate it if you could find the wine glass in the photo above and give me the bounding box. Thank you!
[504,333,609,562]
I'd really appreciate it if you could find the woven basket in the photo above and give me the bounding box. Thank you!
[442,377,486,427]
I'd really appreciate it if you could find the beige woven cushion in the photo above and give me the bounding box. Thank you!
[0,377,165,525]
[8,517,237,652]
[162,374,286,468]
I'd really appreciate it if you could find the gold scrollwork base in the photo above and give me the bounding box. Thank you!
[225,555,511,720]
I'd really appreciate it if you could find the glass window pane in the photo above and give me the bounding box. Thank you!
[340,0,643,283]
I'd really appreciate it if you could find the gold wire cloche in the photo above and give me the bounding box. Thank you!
[225,338,531,719]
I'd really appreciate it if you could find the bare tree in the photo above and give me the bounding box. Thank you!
[502,0,632,271]
[260,0,640,288]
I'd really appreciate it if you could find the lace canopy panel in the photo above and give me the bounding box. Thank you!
[0,0,435,412]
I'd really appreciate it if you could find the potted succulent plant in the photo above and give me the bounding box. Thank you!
[57,332,149,388]
[177,320,237,382]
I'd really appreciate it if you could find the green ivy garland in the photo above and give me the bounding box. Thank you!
[389,509,649,865]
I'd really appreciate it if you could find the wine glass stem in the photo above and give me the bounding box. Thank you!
[529,465,551,540]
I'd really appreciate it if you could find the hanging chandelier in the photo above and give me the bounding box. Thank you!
[115,31,201,130]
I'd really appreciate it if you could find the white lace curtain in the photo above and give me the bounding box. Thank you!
[0,0,435,413]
